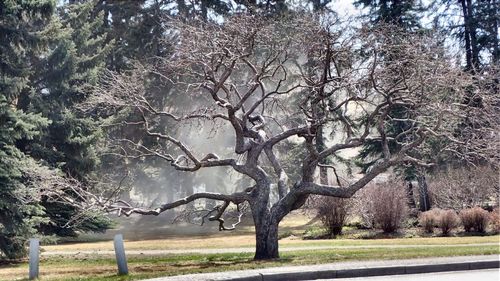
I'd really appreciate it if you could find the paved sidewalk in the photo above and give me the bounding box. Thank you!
[41,242,499,256]
[141,255,499,281]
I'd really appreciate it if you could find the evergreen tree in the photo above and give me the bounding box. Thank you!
[433,0,499,71]
[354,0,424,30]
[96,0,173,72]
[27,0,114,236]
[0,98,51,259]
[431,0,499,169]
[354,0,428,211]
[0,0,55,259]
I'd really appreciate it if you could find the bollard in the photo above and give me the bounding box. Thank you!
[28,238,40,280]
[113,234,129,275]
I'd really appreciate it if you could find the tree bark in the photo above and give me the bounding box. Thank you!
[417,173,431,212]
[316,126,329,185]
[251,209,280,259]
[249,178,281,260]
[492,0,499,64]
[461,0,480,72]
[253,219,279,260]
[406,181,416,208]
[406,181,418,217]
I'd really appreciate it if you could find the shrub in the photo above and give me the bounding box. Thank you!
[419,209,440,233]
[352,184,377,229]
[354,179,408,233]
[278,230,293,240]
[459,207,490,233]
[315,196,351,237]
[436,209,459,236]
[490,208,500,234]
[428,166,498,211]
[303,226,328,240]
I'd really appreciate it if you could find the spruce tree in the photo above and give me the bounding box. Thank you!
[0,0,55,259]
[434,0,499,70]
[354,0,428,211]
[432,0,499,168]
[354,0,424,30]
[27,0,114,236]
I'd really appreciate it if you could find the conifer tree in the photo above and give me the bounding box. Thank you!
[354,0,428,211]
[27,0,114,236]
[354,0,424,30]
[0,0,55,259]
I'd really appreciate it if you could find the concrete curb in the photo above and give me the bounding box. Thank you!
[219,260,500,281]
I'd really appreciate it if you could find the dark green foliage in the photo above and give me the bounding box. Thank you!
[354,0,431,211]
[96,0,172,71]
[0,0,56,259]
[0,97,50,259]
[0,0,113,258]
[27,0,114,236]
[356,104,415,174]
[354,0,424,30]
[30,0,110,179]
[433,0,499,70]
[0,0,55,101]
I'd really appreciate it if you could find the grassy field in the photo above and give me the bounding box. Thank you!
[40,233,500,252]
[1,213,499,281]
[1,235,498,281]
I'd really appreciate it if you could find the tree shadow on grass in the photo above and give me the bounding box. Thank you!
[167,256,294,271]
[0,258,24,267]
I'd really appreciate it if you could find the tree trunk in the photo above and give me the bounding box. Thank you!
[250,182,280,260]
[254,219,279,260]
[406,181,418,217]
[460,0,480,71]
[492,0,499,64]
[466,0,480,68]
[316,126,329,185]
[406,181,417,209]
[417,173,431,212]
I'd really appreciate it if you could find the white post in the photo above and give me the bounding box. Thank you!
[113,234,128,275]
[28,238,40,280]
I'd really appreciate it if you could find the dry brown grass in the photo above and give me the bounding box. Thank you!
[43,212,313,252]
[41,233,500,253]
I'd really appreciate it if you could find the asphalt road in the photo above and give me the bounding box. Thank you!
[316,269,500,281]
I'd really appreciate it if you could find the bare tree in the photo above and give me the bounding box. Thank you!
[79,15,490,259]
[428,166,499,211]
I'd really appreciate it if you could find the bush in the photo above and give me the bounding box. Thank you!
[315,196,351,237]
[354,179,408,233]
[428,167,498,211]
[490,208,500,234]
[278,230,293,240]
[419,209,440,233]
[459,207,489,233]
[303,226,328,240]
[436,209,459,236]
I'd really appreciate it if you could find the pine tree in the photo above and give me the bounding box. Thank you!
[0,98,51,259]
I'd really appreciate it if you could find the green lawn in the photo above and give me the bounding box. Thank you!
[2,213,499,281]
[1,240,498,281]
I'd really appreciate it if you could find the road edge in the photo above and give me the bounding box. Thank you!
[220,260,500,281]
